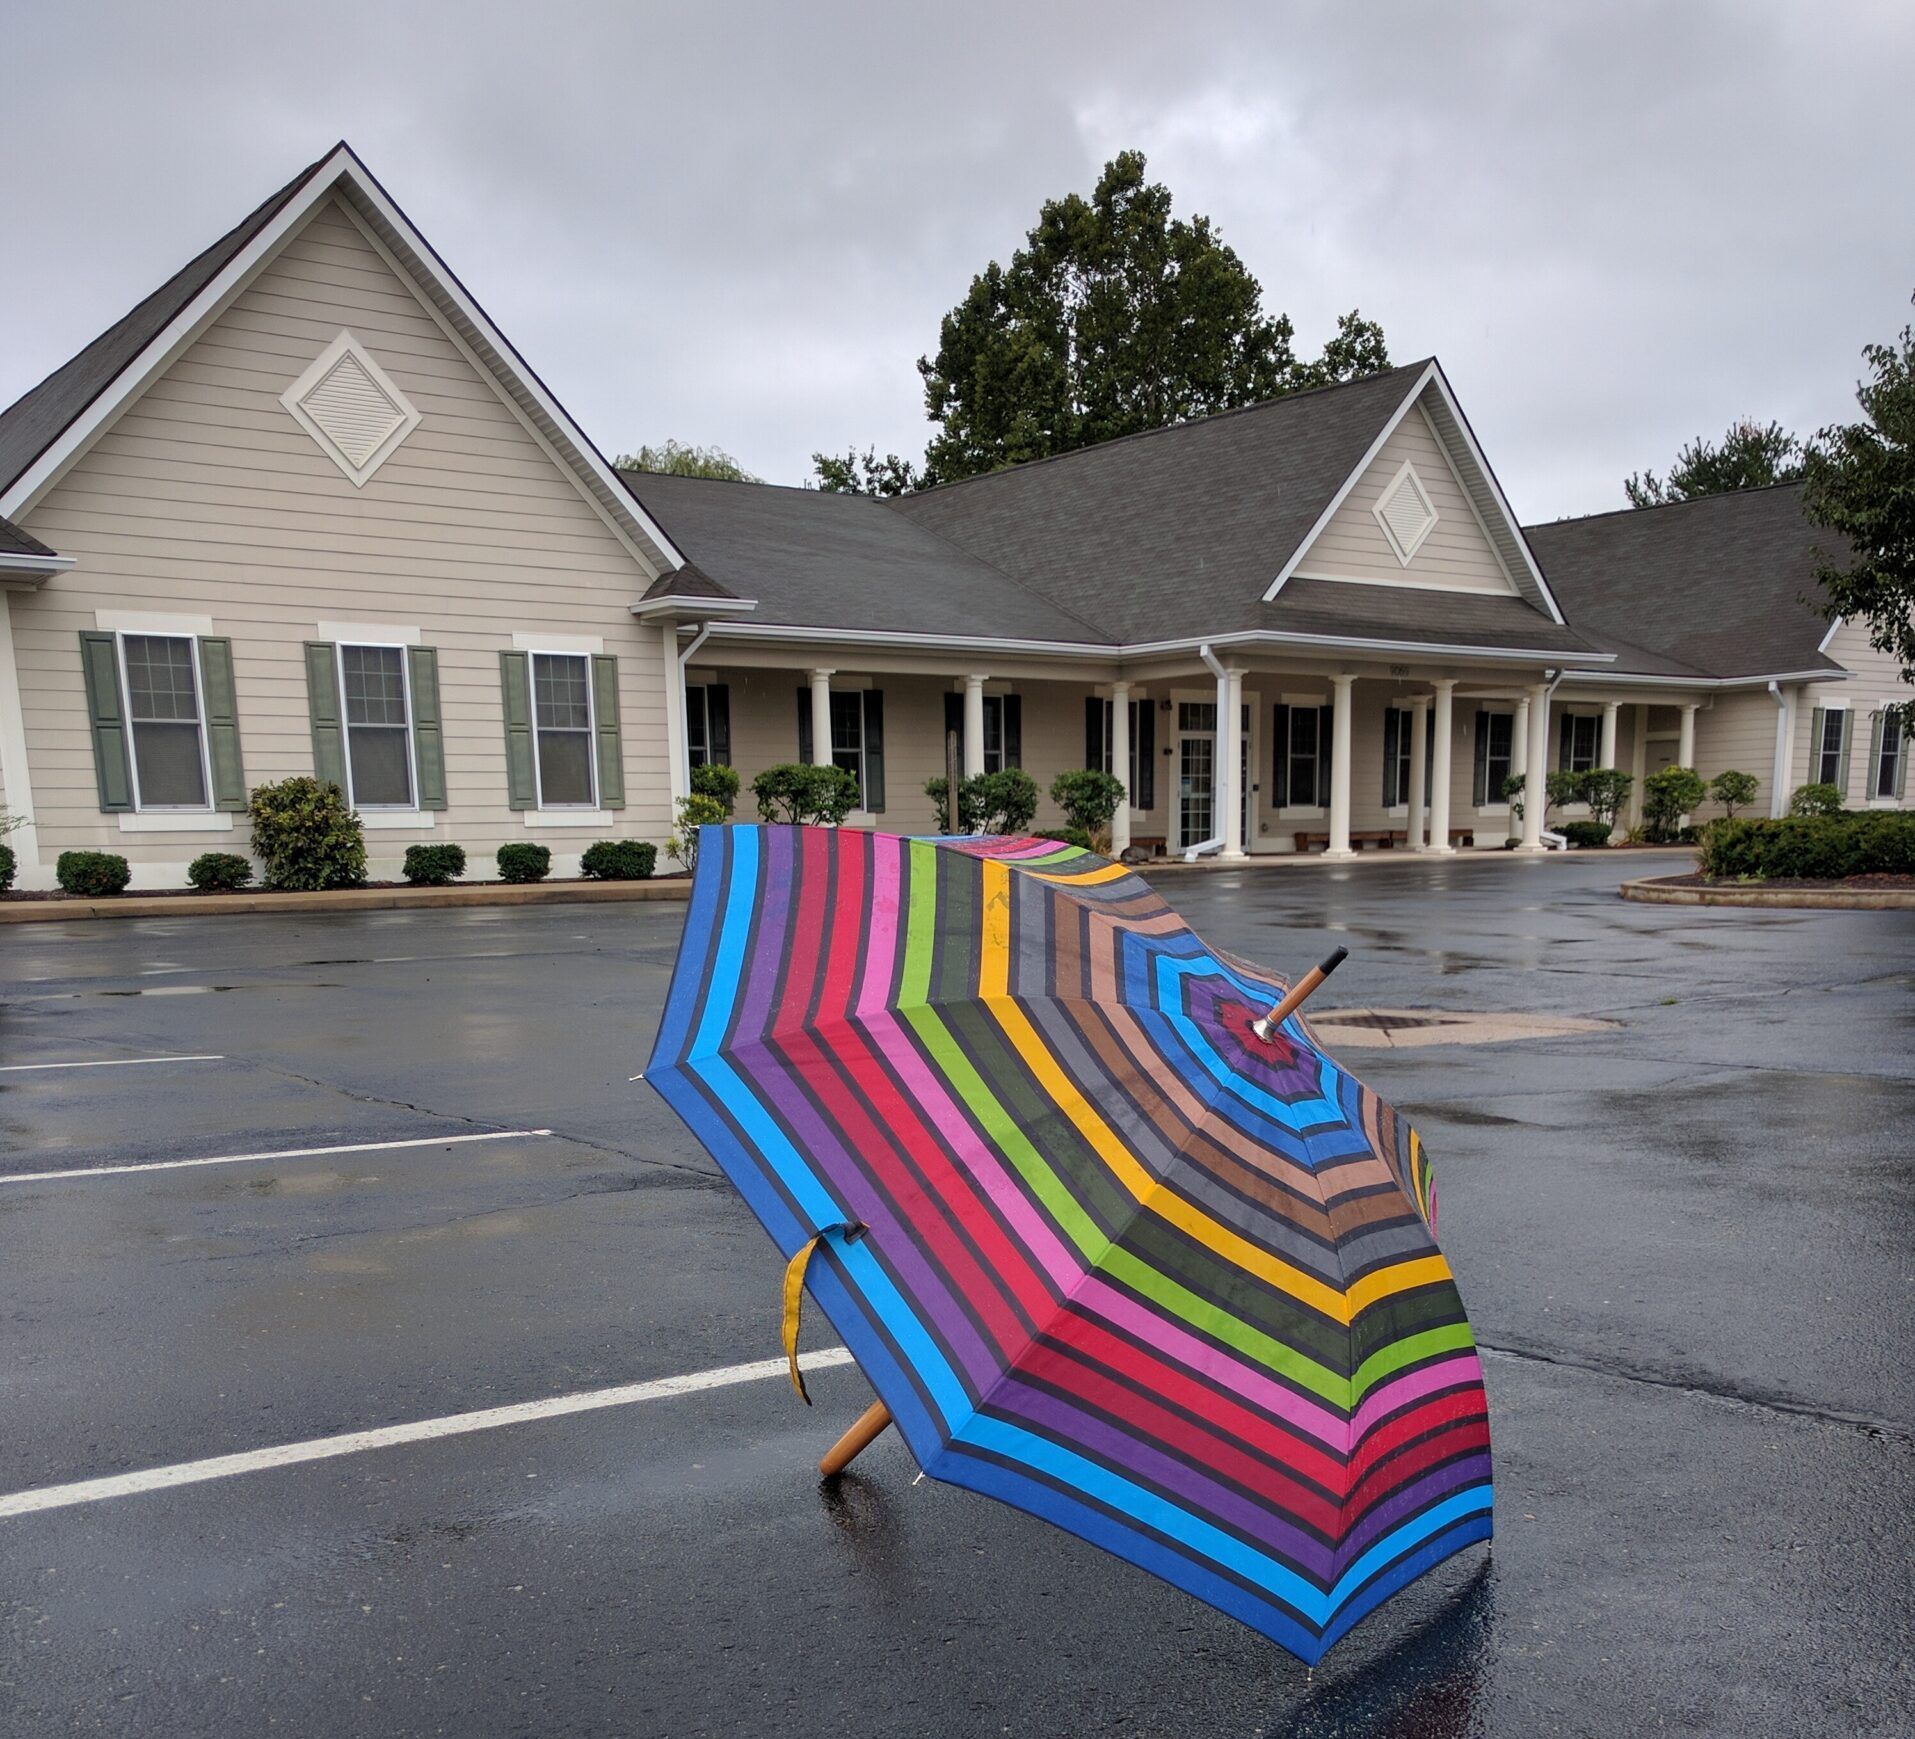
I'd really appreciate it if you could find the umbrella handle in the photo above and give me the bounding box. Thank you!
[1251,946,1349,1042]
[819,1400,894,1477]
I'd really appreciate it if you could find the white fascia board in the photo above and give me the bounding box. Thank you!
[1557,666,1850,689]
[0,552,73,581]
[1263,362,1437,602]
[1419,362,1566,624]
[1817,616,1843,653]
[699,621,1119,657]
[629,595,760,620]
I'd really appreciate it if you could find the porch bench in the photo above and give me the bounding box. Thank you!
[1290,826,1477,854]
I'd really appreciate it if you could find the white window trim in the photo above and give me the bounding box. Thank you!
[359,810,435,830]
[280,330,421,488]
[527,648,599,812]
[117,811,233,834]
[96,610,214,635]
[1372,460,1440,566]
[116,630,215,815]
[827,690,872,803]
[319,620,421,647]
[336,642,418,813]
[513,631,604,655]
[523,808,613,830]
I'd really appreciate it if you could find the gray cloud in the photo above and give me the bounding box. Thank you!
[6,1,1912,518]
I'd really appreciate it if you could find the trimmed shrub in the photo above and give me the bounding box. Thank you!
[668,794,729,872]
[497,842,551,883]
[580,839,656,880]
[1709,769,1760,818]
[56,851,132,897]
[249,776,366,891]
[1789,781,1845,817]
[187,852,253,892]
[1050,769,1126,840]
[0,843,14,894]
[402,844,467,887]
[925,775,985,833]
[1561,820,1614,849]
[976,769,1039,833]
[689,762,741,814]
[1035,827,1094,851]
[1701,812,1915,881]
[752,762,860,826]
[1641,765,1708,843]
[1577,768,1633,829]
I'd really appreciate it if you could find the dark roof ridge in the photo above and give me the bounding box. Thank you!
[615,466,847,500]
[1527,479,1804,532]
[900,359,1434,502]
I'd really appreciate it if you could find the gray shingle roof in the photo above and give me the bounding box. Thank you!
[1523,485,1841,680]
[0,147,337,500]
[0,513,58,559]
[638,559,739,603]
[620,470,1112,643]
[1258,578,1592,657]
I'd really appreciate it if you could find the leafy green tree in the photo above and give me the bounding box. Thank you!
[1642,766,1708,842]
[812,447,922,495]
[916,151,1389,484]
[1789,781,1845,817]
[1624,420,1803,508]
[1801,301,1915,725]
[1578,768,1634,829]
[1708,770,1759,818]
[1050,769,1127,839]
[615,440,761,482]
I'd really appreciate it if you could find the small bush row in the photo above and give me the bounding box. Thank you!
[1700,812,1915,881]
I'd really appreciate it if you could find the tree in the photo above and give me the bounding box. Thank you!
[812,447,922,496]
[1800,299,1915,726]
[915,151,1390,484]
[1641,766,1707,842]
[615,439,761,482]
[1708,770,1759,818]
[1624,420,1803,508]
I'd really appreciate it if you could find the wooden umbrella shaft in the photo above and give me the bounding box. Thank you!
[819,1399,893,1477]
[1252,946,1349,1040]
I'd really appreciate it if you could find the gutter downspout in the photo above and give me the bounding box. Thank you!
[1767,681,1791,818]
[670,621,714,807]
[1182,643,1229,861]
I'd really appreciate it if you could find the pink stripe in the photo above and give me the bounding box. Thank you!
[856,833,902,1018]
[1350,1352,1485,1441]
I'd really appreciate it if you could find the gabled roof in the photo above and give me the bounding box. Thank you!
[0,143,682,575]
[621,470,1114,646]
[0,513,60,559]
[1523,484,1842,681]
[890,359,1577,648]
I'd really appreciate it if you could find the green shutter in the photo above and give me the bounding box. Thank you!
[1866,712,1884,801]
[591,654,623,809]
[863,690,885,813]
[1472,711,1490,807]
[1002,693,1021,770]
[78,630,134,812]
[1383,708,1401,806]
[796,688,813,762]
[1270,705,1289,808]
[708,684,732,767]
[408,646,447,810]
[1808,707,1827,786]
[1896,715,1910,801]
[198,636,247,810]
[499,651,536,810]
[1133,699,1155,811]
[1086,696,1104,772]
[303,642,347,792]
[1834,709,1853,798]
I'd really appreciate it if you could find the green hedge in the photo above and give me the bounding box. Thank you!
[0,843,14,894]
[187,852,254,892]
[496,842,551,883]
[580,839,656,880]
[403,844,467,886]
[249,776,365,891]
[1700,813,1915,880]
[1560,820,1613,849]
[56,851,132,896]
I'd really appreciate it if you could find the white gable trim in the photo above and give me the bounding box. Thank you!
[1264,362,1437,602]
[0,145,685,578]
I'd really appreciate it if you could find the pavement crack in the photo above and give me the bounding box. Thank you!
[1478,1339,1914,1444]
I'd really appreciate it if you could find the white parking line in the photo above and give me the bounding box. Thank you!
[0,1128,553,1186]
[0,1348,857,1518]
[0,1054,225,1074]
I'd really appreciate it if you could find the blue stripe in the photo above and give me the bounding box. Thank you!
[646,821,728,1070]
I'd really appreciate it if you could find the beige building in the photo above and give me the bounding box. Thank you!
[0,145,1907,891]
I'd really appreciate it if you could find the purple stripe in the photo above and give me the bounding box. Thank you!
[735,825,793,1038]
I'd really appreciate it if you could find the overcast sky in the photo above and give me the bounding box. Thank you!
[6,2,1912,520]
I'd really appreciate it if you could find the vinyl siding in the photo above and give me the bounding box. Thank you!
[8,195,668,883]
[1289,402,1519,596]
[1822,621,1914,807]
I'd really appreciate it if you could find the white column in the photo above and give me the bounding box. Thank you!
[1678,701,1700,827]
[1508,696,1530,843]
[0,593,43,885]
[1325,673,1356,859]
[1599,701,1619,771]
[1109,682,1132,857]
[1428,680,1456,853]
[1406,697,1429,851]
[1629,703,1649,827]
[962,674,988,778]
[808,669,834,768]
[1517,681,1550,852]
[1220,668,1245,859]
[1769,686,1796,818]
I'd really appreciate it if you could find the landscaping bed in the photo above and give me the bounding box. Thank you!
[1620,871,1915,910]
[0,876,690,923]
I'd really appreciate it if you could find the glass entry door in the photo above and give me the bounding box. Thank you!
[1177,701,1216,849]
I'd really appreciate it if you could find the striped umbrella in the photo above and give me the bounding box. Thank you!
[646,825,1491,1665]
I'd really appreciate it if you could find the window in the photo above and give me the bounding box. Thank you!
[1874,711,1906,800]
[1815,709,1846,786]
[687,686,711,768]
[1272,702,1331,808]
[338,644,413,807]
[980,696,1013,773]
[120,634,209,808]
[1383,707,1435,807]
[1558,713,1600,774]
[1474,711,1515,806]
[532,652,596,807]
[1089,697,1153,808]
[828,691,869,800]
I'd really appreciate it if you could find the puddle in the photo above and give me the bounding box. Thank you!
[1310,1008,1619,1049]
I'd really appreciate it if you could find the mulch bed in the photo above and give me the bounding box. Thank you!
[1651,872,1915,891]
[1,876,687,904]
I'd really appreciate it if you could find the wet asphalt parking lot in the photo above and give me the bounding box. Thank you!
[1,850,1911,1738]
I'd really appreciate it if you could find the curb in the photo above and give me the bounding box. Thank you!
[1619,875,1915,911]
[0,878,692,924]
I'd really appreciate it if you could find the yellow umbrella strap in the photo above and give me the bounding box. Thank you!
[782,1232,827,1404]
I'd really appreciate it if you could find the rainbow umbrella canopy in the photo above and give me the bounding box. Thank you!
[645,825,1491,1665]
